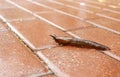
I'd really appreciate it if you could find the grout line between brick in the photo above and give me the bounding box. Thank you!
[82,0,120,14]
[27,0,120,35]
[4,0,120,76]
[7,17,36,22]
[6,0,82,40]
[86,20,120,35]
[101,51,120,62]
[28,71,53,77]
[84,0,106,6]
[5,0,120,62]
[48,0,94,14]
[96,13,120,22]
[53,0,120,23]
[62,0,120,20]
[103,8,120,14]
[0,15,55,77]
[0,7,15,9]
[37,51,69,77]
[0,15,36,50]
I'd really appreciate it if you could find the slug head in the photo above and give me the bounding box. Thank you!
[50,34,72,45]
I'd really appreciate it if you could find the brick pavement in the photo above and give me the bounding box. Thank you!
[0,0,120,77]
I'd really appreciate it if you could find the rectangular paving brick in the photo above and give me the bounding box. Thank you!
[88,16,120,32]
[83,1,105,8]
[35,0,99,19]
[81,0,120,11]
[0,0,15,8]
[61,8,98,19]
[42,74,56,77]
[37,46,120,77]
[35,0,65,10]
[98,10,120,20]
[56,0,101,13]
[11,0,51,13]
[0,20,10,32]
[10,19,70,49]
[69,27,120,56]
[38,11,94,30]
[0,31,49,77]
[0,7,34,20]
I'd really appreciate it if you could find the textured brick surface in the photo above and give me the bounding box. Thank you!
[0,0,14,8]
[55,0,101,13]
[0,8,34,20]
[0,20,9,32]
[35,0,99,19]
[0,31,49,77]
[38,11,94,30]
[0,0,120,77]
[70,27,120,56]
[10,19,70,49]
[42,74,56,77]
[37,46,120,77]
[11,0,51,13]
[88,16,120,32]
[99,10,120,19]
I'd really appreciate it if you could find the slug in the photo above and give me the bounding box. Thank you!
[50,34,110,51]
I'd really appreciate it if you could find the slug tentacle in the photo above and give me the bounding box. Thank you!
[50,34,110,51]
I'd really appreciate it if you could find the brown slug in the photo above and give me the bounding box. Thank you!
[50,34,110,51]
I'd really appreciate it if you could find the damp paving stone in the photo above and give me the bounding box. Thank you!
[0,20,9,32]
[42,74,56,77]
[87,16,120,32]
[70,27,120,56]
[0,0,15,9]
[0,7,34,20]
[10,19,70,49]
[11,0,51,13]
[55,0,102,13]
[97,10,120,20]
[35,0,99,19]
[0,31,49,77]
[38,11,94,30]
[37,46,120,77]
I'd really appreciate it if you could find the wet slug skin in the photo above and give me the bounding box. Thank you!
[50,34,110,51]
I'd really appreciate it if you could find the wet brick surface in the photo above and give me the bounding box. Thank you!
[37,46,120,77]
[38,11,94,30]
[70,27,120,56]
[0,31,49,77]
[0,7,34,20]
[10,19,70,49]
[42,74,56,77]
[88,16,120,32]
[0,0,120,77]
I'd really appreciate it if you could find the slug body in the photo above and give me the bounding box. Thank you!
[50,35,110,51]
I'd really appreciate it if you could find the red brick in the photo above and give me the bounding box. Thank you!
[42,74,56,77]
[10,19,70,49]
[98,10,120,20]
[35,0,99,19]
[56,0,101,13]
[37,46,120,77]
[83,1,105,8]
[35,0,65,10]
[0,31,49,77]
[0,20,9,32]
[0,8,34,20]
[0,0,15,8]
[70,27,120,56]
[11,0,51,13]
[38,11,94,30]
[88,16,120,32]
